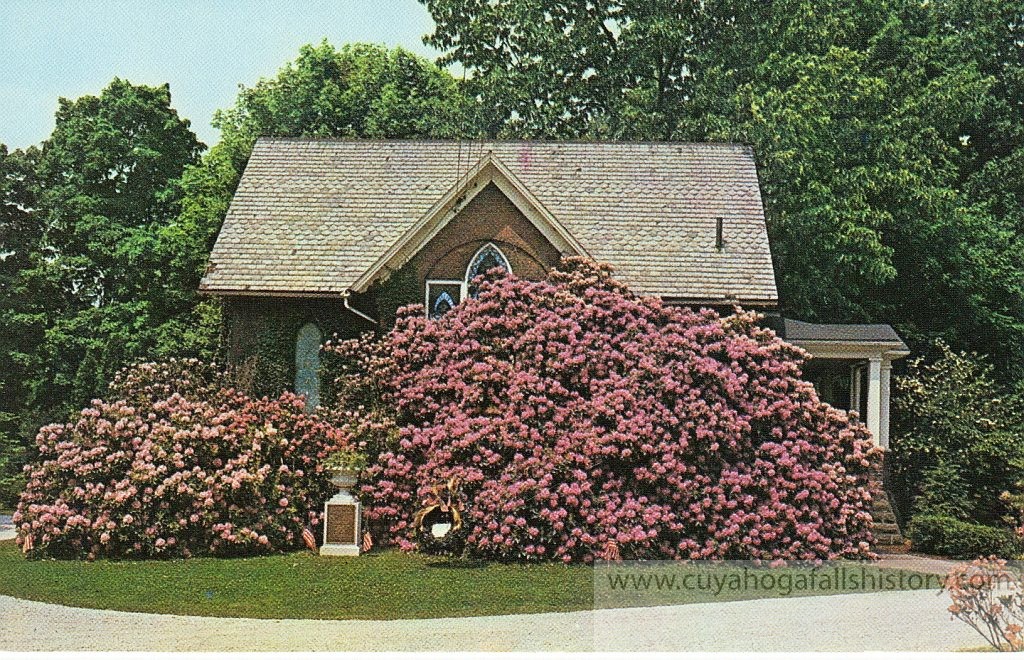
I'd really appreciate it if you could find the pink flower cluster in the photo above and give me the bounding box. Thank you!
[945,556,1024,651]
[15,359,348,560]
[326,258,881,563]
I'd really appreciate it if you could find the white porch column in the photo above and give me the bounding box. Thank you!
[879,359,892,448]
[866,357,882,446]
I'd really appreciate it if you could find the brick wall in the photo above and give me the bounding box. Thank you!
[223,183,565,389]
[361,181,565,325]
[223,295,372,396]
[412,182,562,282]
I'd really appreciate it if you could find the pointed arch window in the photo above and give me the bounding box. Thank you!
[466,243,511,284]
[295,322,322,411]
[431,291,456,319]
[425,244,514,319]
[465,243,512,299]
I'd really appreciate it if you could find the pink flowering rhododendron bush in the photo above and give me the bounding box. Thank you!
[15,359,348,560]
[326,258,881,563]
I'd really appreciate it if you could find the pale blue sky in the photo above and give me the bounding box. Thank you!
[1,1,442,149]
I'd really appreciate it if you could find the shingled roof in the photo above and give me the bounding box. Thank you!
[776,318,907,345]
[200,138,779,305]
[765,317,909,351]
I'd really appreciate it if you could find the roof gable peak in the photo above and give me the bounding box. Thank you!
[350,150,588,293]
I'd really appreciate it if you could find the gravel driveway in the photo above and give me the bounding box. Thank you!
[0,587,981,652]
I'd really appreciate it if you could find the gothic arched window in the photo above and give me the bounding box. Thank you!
[425,281,463,320]
[295,322,322,410]
[431,291,456,319]
[465,243,511,297]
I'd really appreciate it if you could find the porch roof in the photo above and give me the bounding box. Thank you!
[769,317,910,359]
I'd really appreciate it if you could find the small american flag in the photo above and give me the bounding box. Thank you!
[361,531,373,553]
[21,534,33,555]
[302,527,318,552]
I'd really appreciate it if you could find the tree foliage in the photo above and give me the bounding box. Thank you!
[215,41,475,153]
[14,79,209,431]
[890,342,1024,527]
[422,0,1024,372]
[0,80,214,506]
[0,145,40,503]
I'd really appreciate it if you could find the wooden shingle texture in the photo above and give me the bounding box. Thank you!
[200,138,779,305]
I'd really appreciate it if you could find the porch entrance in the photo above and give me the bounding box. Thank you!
[769,318,910,448]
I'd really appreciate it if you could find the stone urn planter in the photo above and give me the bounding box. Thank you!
[321,466,362,556]
[328,467,359,491]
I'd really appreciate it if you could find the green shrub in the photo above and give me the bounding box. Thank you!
[907,514,1021,559]
[891,342,1024,527]
[915,461,979,521]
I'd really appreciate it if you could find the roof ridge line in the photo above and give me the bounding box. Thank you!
[252,136,754,150]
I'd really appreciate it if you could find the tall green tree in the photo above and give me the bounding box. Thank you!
[211,40,477,177]
[0,144,41,503]
[421,0,1024,373]
[939,0,1024,365]
[0,43,476,507]
[891,342,1024,526]
[13,79,209,474]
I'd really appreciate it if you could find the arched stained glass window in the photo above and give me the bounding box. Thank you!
[465,243,511,297]
[425,281,463,320]
[295,322,322,411]
[431,291,456,319]
[466,243,511,281]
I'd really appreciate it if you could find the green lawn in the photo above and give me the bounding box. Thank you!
[0,540,936,620]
